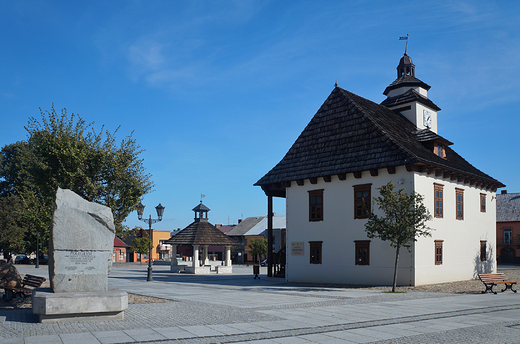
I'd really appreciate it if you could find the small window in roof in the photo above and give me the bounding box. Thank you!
[434,144,446,159]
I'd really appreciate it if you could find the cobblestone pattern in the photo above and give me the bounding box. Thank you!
[370,322,520,344]
[0,289,491,340]
[2,269,519,342]
[129,306,520,344]
[285,269,520,294]
[253,291,453,310]
[0,299,280,339]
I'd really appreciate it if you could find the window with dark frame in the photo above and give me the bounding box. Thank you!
[504,228,512,244]
[434,183,443,218]
[480,241,487,261]
[480,194,486,213]
[354,184,371,219]
[355,240,370,265]
[309,241,322,264]
[456,188,464,220]
[308,189,324,222]
[435,240,443,265]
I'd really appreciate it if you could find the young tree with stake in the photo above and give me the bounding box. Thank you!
[365,182,433,292]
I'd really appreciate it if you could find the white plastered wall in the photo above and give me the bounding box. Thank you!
[393,103,438,133]
[285,166,416,286]
[413,173,497,285]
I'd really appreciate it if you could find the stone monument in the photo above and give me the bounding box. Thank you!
[32,188,128,322]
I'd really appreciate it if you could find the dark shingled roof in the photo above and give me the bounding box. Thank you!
[255,86,503,190]
[165,221,237,246]
[383,75,431,95]
[497,193,520,222]
[381,88,440,111]
[192,202,210,212]
[414,129,453,146]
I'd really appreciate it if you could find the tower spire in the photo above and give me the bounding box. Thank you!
[399,34,409,55]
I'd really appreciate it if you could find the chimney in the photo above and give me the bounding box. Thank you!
[502,190,508,194]
[238,219,242,224]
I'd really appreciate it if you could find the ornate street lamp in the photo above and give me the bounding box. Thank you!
[136,202,165,282]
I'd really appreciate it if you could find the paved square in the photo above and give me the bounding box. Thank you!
[2,264,520,344]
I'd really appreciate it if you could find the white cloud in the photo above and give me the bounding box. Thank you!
[128,39,167,72]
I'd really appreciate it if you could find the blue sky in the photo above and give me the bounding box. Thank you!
[1,1,519,231]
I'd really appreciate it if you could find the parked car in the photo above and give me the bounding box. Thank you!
[37,255,49,265]
[260,259,267,266]
[19,256,35,264]
[15,254,27,264]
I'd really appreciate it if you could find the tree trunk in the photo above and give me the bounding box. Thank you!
[392,244,401,292]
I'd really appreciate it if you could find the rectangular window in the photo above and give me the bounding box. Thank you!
[354,184,371,219]
[480,241,487,261]
[309,190,324,222]
[434,184,443,218]
[480,194,486,213]
[434,144,445,158]
[504,228,512,244]
[309,241,322,264]
[355,241,370,265]
[456,188,464,220]
[435,240,443,265]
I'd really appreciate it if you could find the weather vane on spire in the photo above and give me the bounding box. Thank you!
[399,34,409,55]
[200,194,206,203]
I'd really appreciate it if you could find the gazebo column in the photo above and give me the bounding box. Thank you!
[171,245,177,266]
[225,246,232,266]
[170,245,185,273]
[203,245,209,265]
[193,245,199,268]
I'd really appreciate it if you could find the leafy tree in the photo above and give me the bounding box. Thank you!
[0,105,154,248]
[0,194,28,255]
[248,237,268,264]
[132,237,151,266]
[365,182,433,292]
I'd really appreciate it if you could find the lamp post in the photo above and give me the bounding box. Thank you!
[136,202,165,282]
[35,232,40,269]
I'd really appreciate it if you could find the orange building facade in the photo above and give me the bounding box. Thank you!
[496,191,520,264]
[129,229,172,263]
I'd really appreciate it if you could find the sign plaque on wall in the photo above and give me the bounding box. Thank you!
[291,242,304,256]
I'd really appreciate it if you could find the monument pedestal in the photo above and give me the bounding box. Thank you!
[32,288,128,323]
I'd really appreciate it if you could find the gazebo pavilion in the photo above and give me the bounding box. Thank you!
[165,202,237,274]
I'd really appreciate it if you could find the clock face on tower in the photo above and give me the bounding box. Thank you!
[423,110,432,129]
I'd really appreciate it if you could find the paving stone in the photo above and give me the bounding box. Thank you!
[124,328,166,342]
[4,265,520,344]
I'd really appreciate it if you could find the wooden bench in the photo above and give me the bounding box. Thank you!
[478,273,518,294]
[2,274,46,301]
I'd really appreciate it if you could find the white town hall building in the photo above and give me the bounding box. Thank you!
[255,52,504,286]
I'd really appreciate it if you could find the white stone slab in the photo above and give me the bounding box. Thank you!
[49,188,115,293]
[32,288,128,323]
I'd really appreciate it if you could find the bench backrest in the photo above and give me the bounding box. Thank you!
[22,274,46,288]
[478,273,507,283]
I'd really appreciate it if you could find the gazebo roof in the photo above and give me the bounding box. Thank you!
[165,201,236,246]
[192,202,210,212]
[165,221,237,246]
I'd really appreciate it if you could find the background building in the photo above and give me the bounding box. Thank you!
[496,191,520,264]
